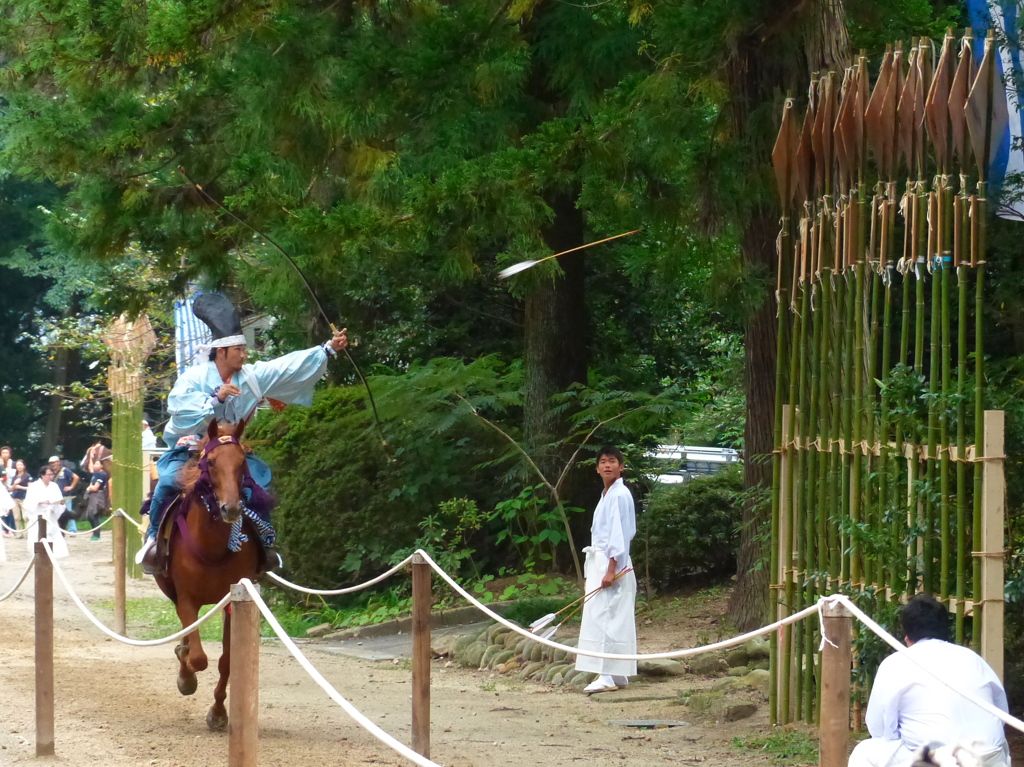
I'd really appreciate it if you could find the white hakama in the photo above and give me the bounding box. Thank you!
[24,481,69,560]
[575,477,637,678]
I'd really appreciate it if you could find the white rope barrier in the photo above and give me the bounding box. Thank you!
[41,542,230,646]
[60,513,120,537]
[415,549,821,660]
[0,557,35,602]
[266,556,414,596]
[241,579,441,767]
[822,594,1024,736]
[1,518,40,537]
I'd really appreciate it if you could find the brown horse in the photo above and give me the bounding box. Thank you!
[154,418,266,731]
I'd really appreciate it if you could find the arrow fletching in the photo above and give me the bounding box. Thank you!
[529,613,556,632]
[498,260,539,279]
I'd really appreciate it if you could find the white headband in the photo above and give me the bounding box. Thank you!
[192,335,247,367]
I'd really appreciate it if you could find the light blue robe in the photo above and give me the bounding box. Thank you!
[163,346,329,445]
[146,346,330,539]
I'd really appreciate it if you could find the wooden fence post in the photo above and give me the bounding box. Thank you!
[35,519,55,756]
[980,410,1005,680]
[113,511,126,635]
[819,600,852,767]
[229,582,260,767]
[411,553,432,758]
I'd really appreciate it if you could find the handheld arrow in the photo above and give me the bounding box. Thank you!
[497,229,642,279]
[178,167,387,447]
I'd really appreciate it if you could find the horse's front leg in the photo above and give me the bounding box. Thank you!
[174,599,207,695]
[207,606,230,731]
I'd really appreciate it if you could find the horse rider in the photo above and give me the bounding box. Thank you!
[137,292,348,573]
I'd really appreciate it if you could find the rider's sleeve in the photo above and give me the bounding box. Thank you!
[165,372,227,441]
[249,346,329,407]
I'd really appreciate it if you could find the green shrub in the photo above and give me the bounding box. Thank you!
[636,465,742,586]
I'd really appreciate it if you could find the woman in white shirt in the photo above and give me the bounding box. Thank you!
[24,465,69,559]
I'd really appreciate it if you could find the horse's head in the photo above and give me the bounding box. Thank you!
[200,419,248,524]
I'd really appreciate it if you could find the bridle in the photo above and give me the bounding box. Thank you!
[190,435,249,522]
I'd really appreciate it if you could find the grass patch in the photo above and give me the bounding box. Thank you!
[732,731,818,765]
[95,595,322,641]
[501,596,576,627]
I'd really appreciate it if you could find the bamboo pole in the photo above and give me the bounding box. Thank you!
[980,410,1004,679]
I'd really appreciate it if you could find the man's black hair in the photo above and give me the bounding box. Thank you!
[209,349,218,362]
[39,464,55,477]
[596,446,624,464]
[900,594,951,643]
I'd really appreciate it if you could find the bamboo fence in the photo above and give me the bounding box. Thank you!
[769,30,1008,726]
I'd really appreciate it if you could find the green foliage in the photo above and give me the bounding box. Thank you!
[490,484,580,572]
[731,730,818,765]
[636,464,743,586]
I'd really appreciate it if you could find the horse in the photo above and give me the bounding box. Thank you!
[154,417,270,731]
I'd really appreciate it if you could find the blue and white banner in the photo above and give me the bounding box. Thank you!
[968,0,1024,218]
[173,292,211,377]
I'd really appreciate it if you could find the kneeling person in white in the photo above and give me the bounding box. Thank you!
[575,446,637,694]
[849,594,1009,767]
[24,465,70,560]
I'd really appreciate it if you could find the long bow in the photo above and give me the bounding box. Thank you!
[178,167,387,446]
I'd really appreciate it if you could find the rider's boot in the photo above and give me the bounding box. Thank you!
[138,535,164,575]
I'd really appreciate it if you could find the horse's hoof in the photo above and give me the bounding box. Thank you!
[207,709,228,732]
[177,673,198,696]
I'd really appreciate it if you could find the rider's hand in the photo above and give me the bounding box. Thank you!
[329,327,349,353]
[217,384,242,402]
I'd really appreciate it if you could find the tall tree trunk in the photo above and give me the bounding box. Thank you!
[726,0,850,631]
[42,345,69,460]
[524,191,588,477]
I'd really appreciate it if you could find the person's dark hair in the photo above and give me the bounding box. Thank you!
[39,465,55,478]
[0,445,11,454]
[209,349,218,362]
[596,446,624,464]
[900,594,951,643]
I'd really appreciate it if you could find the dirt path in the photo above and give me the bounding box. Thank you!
[0,534,778,766]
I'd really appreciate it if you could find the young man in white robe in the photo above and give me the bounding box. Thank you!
[24,465,70,560]
[849,594,1010,767]
[575,446,637,694]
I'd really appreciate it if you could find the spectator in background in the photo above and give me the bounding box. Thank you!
[24,465,69,559]
[83,459,109,541]
[9,460,31,531]
[142,419,158,449]
[0,446,13,486]
[48,454,80,534]
[0,446,13,535]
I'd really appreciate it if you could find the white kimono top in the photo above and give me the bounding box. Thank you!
[589,478,636,571]
[23,479,69,559]
[164,347,330,445]
[865,638,1008,756]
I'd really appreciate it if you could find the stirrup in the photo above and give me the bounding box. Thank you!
[135,536,155,565]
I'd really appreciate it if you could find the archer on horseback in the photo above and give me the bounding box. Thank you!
[137,292,347,574]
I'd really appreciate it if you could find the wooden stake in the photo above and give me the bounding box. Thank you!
[229,582,260,767]
[819,600,852,767]
[35,523,55,757]
[412,553,432,757]
[980,410,1005,679]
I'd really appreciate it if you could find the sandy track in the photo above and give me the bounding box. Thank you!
[0,533,768,766]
